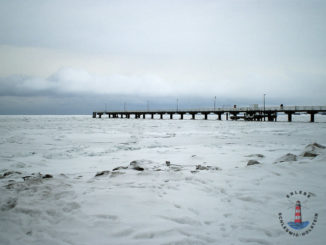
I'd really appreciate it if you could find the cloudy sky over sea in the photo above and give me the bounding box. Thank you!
[0,0,325,114]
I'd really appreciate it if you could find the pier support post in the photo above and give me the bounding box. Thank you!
[170,113,173,119]
[286,112,293,122]
[143,114,145,119]
[180,113,184,120]
[191,114,195,120]
[231,113,238,120]
[308,112,316,122]
[204,113,208,120]
[217,113,222,120]
[151,114,154,119]
[160,114,163,119]
[267,113,274,122]
[226,113,229,120]
[98,113,102,118]
[92,112,96,118]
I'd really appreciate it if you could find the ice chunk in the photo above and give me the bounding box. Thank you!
[247,160,261,166]
[95,170,111,177]
[195,165,220,170]
[275,153,297,163]
[301,142,325,158]
[129,161,145,171]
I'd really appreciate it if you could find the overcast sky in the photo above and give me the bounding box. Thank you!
[0,0,325,114]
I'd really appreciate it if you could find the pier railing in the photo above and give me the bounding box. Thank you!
[98,105,326,113]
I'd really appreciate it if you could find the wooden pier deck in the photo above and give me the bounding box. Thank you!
[93,106,326,122]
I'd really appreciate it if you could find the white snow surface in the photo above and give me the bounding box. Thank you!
[0,115,326,245]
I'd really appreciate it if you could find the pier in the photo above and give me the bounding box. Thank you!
[93,106,326,122]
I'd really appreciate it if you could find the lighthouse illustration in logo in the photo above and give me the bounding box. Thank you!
[287,200,309,230]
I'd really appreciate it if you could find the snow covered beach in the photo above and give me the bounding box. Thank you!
[0,115,326,245]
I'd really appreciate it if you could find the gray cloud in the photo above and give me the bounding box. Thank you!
[0,67,178,96]
[0,74,56,96]
[1,67,325,104]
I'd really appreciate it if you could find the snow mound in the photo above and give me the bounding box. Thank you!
[95,161,222,178]
[275,153,297,163]
[301,142,326,158]
[112,166,128,171]
[22,172,53,181]
[129,160,146,171]
[0,171,22,179]
[306,142,326,149]
[95,170,111,177]
[195,164,220,170]
[274,143,326,163]
[95,160,169,178]
[245,154,264,158]
[247,160,261,166]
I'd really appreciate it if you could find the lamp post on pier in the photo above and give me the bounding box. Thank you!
[263,94,266,121]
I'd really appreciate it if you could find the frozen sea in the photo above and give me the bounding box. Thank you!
[0,114,326,245]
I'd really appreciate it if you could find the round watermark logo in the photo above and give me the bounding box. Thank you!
[278,191,318,237]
